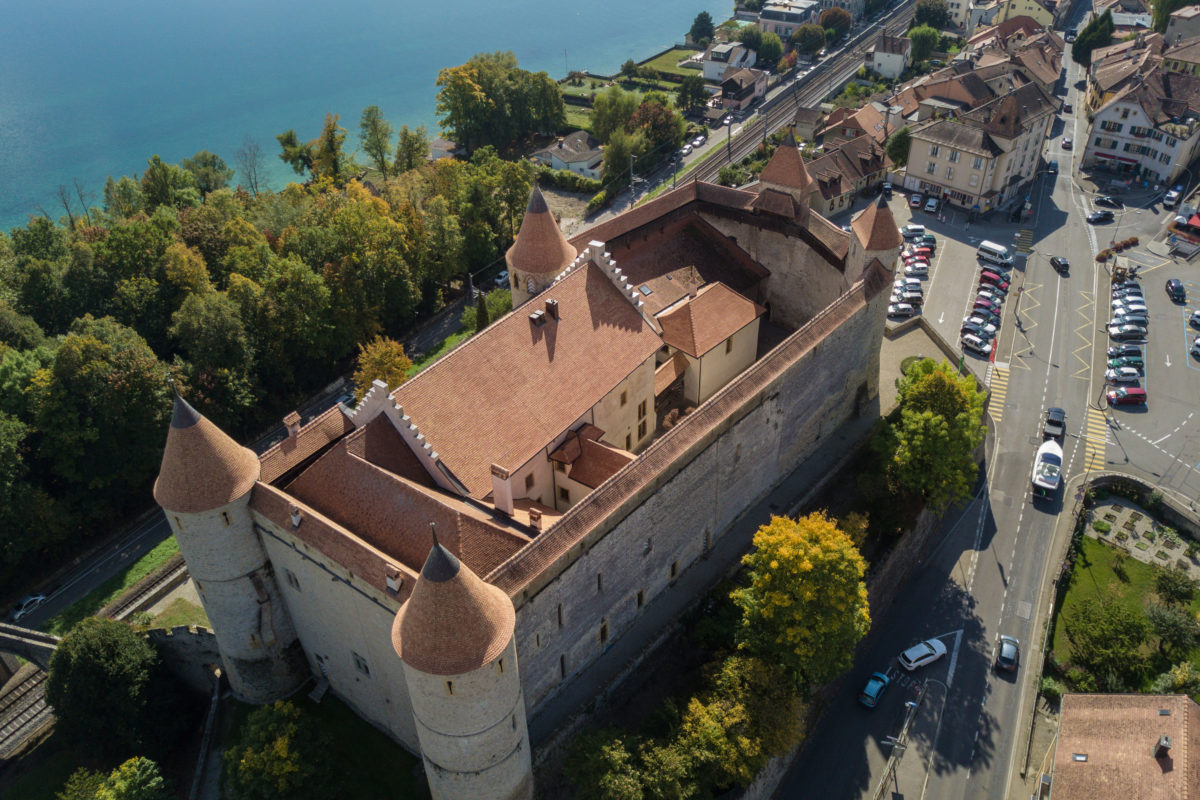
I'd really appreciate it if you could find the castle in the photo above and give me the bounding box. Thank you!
[153,139,901,800]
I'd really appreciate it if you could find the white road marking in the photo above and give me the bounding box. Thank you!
[939,311,945,324]
[1166,354,1172,367]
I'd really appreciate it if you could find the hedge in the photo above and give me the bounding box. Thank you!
[535,164,603,194]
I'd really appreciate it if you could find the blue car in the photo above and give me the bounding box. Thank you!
[859,671,890,708]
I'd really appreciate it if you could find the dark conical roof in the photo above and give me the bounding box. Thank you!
[154,394,261,513]
[505,184,578,276]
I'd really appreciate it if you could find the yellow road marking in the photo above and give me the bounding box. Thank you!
[1082,407,1108,473]
[988,366,1010,423]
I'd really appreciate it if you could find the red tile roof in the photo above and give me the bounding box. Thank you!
[569,438,636,489]
[155,395,261,513]
[759,139,814,195]
[852,195,903,252]
[657,282,765,358]
[259,405,355,484]
[654,351,690,396]
[505,185,578,276]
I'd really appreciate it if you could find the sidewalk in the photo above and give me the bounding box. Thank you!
[889,680,949,800]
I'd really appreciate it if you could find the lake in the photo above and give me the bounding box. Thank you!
[0,0,727,233]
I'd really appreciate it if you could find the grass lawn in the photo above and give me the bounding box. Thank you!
[42,536,181,637]
[564,106,594,134]
[643,48,702,78]
[149,597,209,629]
[410,329,470,375]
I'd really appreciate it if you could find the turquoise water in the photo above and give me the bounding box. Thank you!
[0,0,727,233]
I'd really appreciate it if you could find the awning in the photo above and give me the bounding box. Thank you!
[1093,152,1113,160]
[1115,156,1137,164]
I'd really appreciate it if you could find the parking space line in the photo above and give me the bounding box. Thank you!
[988,366,1010,424]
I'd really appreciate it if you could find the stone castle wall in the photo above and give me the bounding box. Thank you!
[147,625,222,695]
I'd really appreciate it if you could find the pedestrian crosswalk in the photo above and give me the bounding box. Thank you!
[987,364,1010,423]
[1082,407,1108,473]
[1015,229,1034,254]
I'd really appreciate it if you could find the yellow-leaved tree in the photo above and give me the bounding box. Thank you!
[351,336,412,401]
[732,512,870,693]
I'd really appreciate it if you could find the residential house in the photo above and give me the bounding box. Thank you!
[888,71,995,121]
[1085,33,1165,113]
[1167,6,1200,44]
[870,34,912,79]
[946,0,972,29]
[702,42,757,82]
[902,82,1057,210]
[793,106,825,141]
[1163,35,1200,76]
[967,0,1054,31]
[815,0,866,21]
[722,68,768,111]
[803,134,891,215]
[531,131,604,180]
[819,102,894,146]
[758,0,820,40]
[967,15,1048,50]
[1051,694,1200,800]
[1082,69,1200,184]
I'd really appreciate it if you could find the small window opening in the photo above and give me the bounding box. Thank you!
[221,511,231,526]
[670,561,679,580]
[557,604,563,628]
[599,621,609,644]
[446,680,454,695]
[525,473,535,490]
[560,654,567,679]
[637,590,645,608]
[597,573,603,592]
[620,390,628,406]
[725,337,733,354]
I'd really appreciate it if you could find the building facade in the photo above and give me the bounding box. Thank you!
[870,34,913,80]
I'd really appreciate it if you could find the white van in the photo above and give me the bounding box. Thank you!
[900,223,926,240]
[977,240,1014,268]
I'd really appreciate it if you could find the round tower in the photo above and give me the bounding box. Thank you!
[154,393,307,703]
[756,130,816,218]
[850,193,903,278]
[505,184,577,308]
[392,537,533,800]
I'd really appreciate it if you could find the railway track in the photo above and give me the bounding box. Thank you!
[107,560,188,621]
[0,670,51,758]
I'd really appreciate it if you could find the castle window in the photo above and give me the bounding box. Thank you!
[525,473,535,490]
[597,573,603,592]
[555,460,565,472]
[173,516,182,529]
[284,569,301,591]
[557,604,563,628]
[670,561,679,581]
[625,433,632,450]
[512,715,517,730]
[559,486,570,504]
[446,680,454,695]
[638,420,647,440]
[498,658,505,674]
[704,530,711,552]
[620,390,628,407]
[725,337,733,354]
[560,654,567,679]
[353,652,370,676]
[599,621,609,645]
[637,590,645,608]
[221,511,231,527]
[638,400,647,419]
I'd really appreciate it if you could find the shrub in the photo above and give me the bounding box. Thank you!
[1092,520,1112,534]
[1116,530,1129,542]
[587,188,613,214]
[1040,676,1064,704]
[535,164,603,194]
[1178,558,1192,572]
[1186,540,1200,560]
[1096,250,1111,262]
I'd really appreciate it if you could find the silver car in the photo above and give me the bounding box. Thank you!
[899,638,948,670]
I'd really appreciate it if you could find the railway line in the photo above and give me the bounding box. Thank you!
[0,670,50,758]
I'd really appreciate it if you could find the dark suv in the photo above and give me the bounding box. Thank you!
[1167,278,1187,303]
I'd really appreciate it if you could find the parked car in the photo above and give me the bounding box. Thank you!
[901,291,924,306]
[859,671,890,708]
[888,303,916,318]
[1095,195,1123,208]
[924,197,940,213]
[1105,366,1142,383]
[1108,343,1142,358]
[1112,286,1144,299]
[910,193,924,209]
[1192,336,1200,358]
[900,223,926,239]
[1108,386,1147,406]
[898,638,948,670]
[679,144,693,156]
[1108,324,1148,340]
[1111,299,1148,314]
[1166,278,1187,302]
[1043,407,1066,440]
[995,636,1020,671]
[1107,355,1145,371]
[907,246,934,259]
[919,234,937,248]
[1061,137,1073,149]
[962,333,992,356]
[1064,102,1072,112]
[1191,309,1200,328]
[1111,312,1149,327]
[1164,186,1183,208]
[1114,279,1142,290]
[978,285,1006,300]
[9,593,47,623]
[980,272,1010,290]
[494,269,509,288]
[1088,210,1115,224]
[903,253,930,265]
[1050,256,1069,274]
[973,309,1002,327]
[904,263,929,277]
[974,298,1001,315]
[691,134,707,147]
[895,276,921,290]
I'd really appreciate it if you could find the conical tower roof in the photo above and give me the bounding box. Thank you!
[852,194,902,252]
[759,131,812,195]
[505,185,578,276]
[154,393,261,513]
[392,535,516,676]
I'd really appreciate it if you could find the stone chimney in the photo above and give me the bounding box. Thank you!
[529,508,543,531]
[283,411,301,438]
[545,298,559,320]
[1154,735,1172,759]
[490,464,514,515]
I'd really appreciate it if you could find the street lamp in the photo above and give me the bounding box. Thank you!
[725,115,734,163]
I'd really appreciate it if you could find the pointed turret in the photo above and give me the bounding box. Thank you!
[851,194,903,254]
[392,535,516,675]
[154,393,261,513]
[505,185,578,307]
[758,130,814,203]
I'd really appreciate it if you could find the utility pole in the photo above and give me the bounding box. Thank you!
[629,153,637,209]
[726,118,734,163]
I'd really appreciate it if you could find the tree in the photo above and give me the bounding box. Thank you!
[732,512,870,692]
[620,59,640,80]
[235,135,265,196]
[103,175,144,217]
[886,125,912,167]
[276,129,315,177]
[1072,10,1114,67]
[181,150,234,196]
[737,25,764,53]
[567,731,646,800]
[170,291,253,374]
[914,0,951,29]
[1147,602,1200,655]
[96,757,172,800]
[394,124,430,173]
[57,769,106,800]
[791,23,827,55]
[628,98,686,169]
[475,292,490,330]
[311,113,350,184]
[1064,598,1149,691]
[352,336,412,398]
[140,155,201,210]
[1152,661,1200,696]
[223,701,332,800]
[1153,0,1189,32]
[436,52,565,153]
[591,86,641,143]
[46,618,163,757]
[908,25,940,62]
[758,31,784,65]
[891,358,985,509]
[820,7,853,37]
[676,74,708,112]
[358,105,394,179]
[1155,565,1199,605]
[690,11,716,43]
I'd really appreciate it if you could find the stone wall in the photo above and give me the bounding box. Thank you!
[146,625,222,695]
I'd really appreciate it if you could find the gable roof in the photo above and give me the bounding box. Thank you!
[505,185,578,276]
[804,135,890,200]
[1102,69,1200,125]
[155,394,261,513]
[913,118,1004,156]
[1166,34,1200,63]
[656,282,765,358]
[391,261,664,497]
[873,33,911,56]
[569,438,637,488]
[533,130,603,165]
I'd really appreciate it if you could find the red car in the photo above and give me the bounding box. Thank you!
[980,272,1010,290]
[903,253,929,264]
[907,247,933,259]
[1108,387,1147,406]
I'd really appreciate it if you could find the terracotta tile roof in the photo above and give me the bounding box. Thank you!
[155,394,261,513]
[392,539,516,676]
[287,438,529,576]
[873,33,911,56]
[654,351,690,395]
[805,135,890,201]
[759,135,814,194]
[548,423,604,464]
[968,14,1044,47]
[793,106,824,126]
[656,282,765,358]
[392,262,664,498]
[571,181,758,250]
[569,438,636,489]
[852,195,903,252]
[505,185,578,276]
[259,405,355,484]
[753,187,804,217]
[805,210,852,261]
[1053,694,1200,800]
[343,414,435,487]
[961,82,1057,139]
[914,118,1004,156]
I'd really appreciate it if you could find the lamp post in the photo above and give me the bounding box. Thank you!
[629,153,637,209]
[725,115,734,163]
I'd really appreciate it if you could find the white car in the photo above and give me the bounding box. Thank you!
[1105,366,1141,383]
[904,263,929,277]
[888,303,916,318]
[1192,335,1200,358]
[679,144,693,157]
[692,134,707,148]
[964,316,998,335]
[1111,299,1148,313]
[10,593,47,623]
[1032,439,1063,492]
[977,287,1005,303]
[899,638,948,670]
[962,333,992,356]
[894,277,922,291]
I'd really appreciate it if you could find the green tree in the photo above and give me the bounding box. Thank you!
[394,124,430,173]
[676,74,708,112]
[628,98,686,169]
[591,86,642,143]
[103,175,145,217]
[1152,661,1200,696]
[1147,602,1200,655]
[358,105,394,178]
[909,25,940,62]
[737,25,764,53]
[351,336,412,398]
[311,113,350,184]
[276,129,315,177]
[1072,10,1114,67]
[57,768,106,800]
[435,52,564,153]
[140,156,201,210]
[170,291,253,374]
[620,59,640,80]
[820,7,853,37]
[422,194,465,283]
[97,757,172,800]
[758,31,784,65]
[181,150,234,196]
[566,731,646,800]
[223,701,331,800]
[601,128,645,189]
[1155,565,1199,605]
[914,0,951,29]
[791,23,827,55]
[475,292,490,331]
[1064,598,1149,691]
[732,512,870,692]
[690,11,716,43]
[1153,0,1188,32]
[46,618,164,758]
[885,125,912,168]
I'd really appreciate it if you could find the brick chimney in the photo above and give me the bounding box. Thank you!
[1155,735,1172,759]
[490,464,514,515]
[283,411,301,438]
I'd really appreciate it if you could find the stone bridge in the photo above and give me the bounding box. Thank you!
[0,623,60,670]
